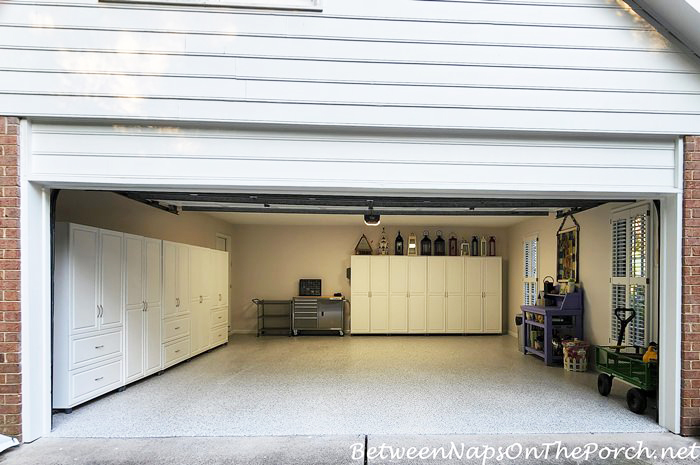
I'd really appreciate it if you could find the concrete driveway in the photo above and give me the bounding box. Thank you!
[2,433,699,465]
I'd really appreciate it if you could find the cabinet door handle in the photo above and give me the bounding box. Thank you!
[142,301,146,312]
[175,297,179,307]
[94,345,104,349]
[174,349,180,354]
[174,326,180,330]
[219,293,222,301]
[94,376,104,382]
[199,295,203,304]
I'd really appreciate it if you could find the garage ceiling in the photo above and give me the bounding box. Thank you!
[117,191,620,221]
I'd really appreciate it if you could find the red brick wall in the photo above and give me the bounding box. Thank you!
[0,116,20,438]
[683,135,700,436]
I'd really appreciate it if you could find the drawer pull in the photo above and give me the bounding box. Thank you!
[94,345,104,349]
[94,376,104,381]
[174,327,180,330]
[218,316,222,319]
[175,349,181,353]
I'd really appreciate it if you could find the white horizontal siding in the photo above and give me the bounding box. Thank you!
[29,123,678,193]
[2,0,700,134]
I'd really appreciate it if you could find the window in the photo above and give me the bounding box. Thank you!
[610,204,653,346]
[523,235,538,306]
[103,0,322,10]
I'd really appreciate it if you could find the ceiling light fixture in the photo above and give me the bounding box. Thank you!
[363,200,381,226]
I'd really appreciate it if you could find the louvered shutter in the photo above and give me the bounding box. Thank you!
[523,236,538,306]
[610,205,651,346]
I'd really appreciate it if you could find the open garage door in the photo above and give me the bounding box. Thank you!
[19,122,683,440]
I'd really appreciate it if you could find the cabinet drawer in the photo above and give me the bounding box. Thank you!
[163,317,190,342]
[210,308,228,327]
[163,337,190,367]
[294,317,318,329]
[210,325,228,347]
[71,359,122,402]
[71,331,122,369]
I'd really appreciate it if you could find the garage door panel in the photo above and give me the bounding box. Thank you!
[29,124,678,193]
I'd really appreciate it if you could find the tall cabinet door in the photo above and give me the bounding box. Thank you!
[144,239,162,375]
[388,256,408,333]
[125,235,145,382]
[176,244,190,315]
[190,246,209,354]
[350,256,370,333]
[99,230,124,330]
[426,257,446,333]
[369,256,389,333]
[445,257,464,333]
[162,242,177,318]
[70,225,100,335]
[408,257,427,333]
[483,257,502,333]
[465,257,483,333]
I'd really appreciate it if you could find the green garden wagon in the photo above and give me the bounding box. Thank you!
[595,345,658,414]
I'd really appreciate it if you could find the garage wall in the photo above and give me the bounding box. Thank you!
[506,204,627,347]
[230,224,510,333]
[55,190,236,250]
[3,0,700,134]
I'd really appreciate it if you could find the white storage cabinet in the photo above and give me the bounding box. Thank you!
[53,223,125,411]
[54,223,230,412]
[351,256,501,335]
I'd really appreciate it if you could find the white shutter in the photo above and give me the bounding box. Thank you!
[610,205,651,346]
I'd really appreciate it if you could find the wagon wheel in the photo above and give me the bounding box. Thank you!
[627,388,647,414]
[597,373,613,397]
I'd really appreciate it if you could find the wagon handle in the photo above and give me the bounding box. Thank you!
[614,308,636,353]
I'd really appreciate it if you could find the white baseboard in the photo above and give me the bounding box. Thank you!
[229,329,257,335]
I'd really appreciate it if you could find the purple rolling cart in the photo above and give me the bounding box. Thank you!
[521,291,584,366]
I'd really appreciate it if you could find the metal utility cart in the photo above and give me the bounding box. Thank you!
[595,308,658,414]
[253,299,292,336]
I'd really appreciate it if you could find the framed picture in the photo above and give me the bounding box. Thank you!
[557,222,579,283]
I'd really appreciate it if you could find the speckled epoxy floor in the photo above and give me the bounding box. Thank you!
[50,335,665,437]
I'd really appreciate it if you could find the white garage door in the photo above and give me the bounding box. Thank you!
[27,123,679,195]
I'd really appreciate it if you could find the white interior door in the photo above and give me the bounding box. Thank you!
[125,236,144,382]
[388,257,408,332]
[70,225,99,334]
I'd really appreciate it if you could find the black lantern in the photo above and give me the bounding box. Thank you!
[420,230,432,256]
[448,233,458,256]
[434,230,446,256]
[471,236,479,257]
[395,231,404,255]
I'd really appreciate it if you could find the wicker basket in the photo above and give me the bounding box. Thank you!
[563,339,590,372]
[564,356,588,372]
